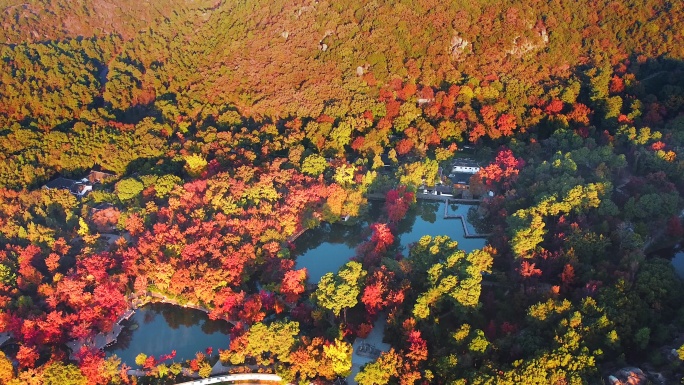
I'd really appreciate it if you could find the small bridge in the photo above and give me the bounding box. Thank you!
[443,200,491,239]
[174,373,282,385]
[287,227,308,242]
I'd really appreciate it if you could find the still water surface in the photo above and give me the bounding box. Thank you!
[294,200,488,284]
[671,250,684,278]
[106,303,231,366]
[106,201,487,365]
[396,201,486,254]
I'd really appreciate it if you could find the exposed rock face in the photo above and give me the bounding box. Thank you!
[505,23,550,57]
[319,30,333,51]
[506,36,540,56]
[449,34,470,60]
[539,26,549,43]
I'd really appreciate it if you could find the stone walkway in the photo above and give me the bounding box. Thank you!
[347,314,391,384]
[442,199,491,238]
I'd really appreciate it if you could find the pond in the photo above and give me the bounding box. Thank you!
[395,201,487,255]
[106,303,231,366]
[293,219,373,284]
[648,243,684,279]
[294,200,488,284]
[671,250,684,278]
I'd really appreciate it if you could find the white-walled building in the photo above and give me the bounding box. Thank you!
[451,159,481,174]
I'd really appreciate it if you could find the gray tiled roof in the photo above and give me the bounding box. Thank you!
[43,177,78,190]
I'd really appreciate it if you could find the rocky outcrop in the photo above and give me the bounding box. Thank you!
[449,34,470,60]
[505,22,549,57]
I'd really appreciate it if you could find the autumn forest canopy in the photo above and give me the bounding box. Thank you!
[1,0,684,384]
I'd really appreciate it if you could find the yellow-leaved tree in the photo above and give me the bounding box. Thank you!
[323,339,353,377]
[184,153,208,178]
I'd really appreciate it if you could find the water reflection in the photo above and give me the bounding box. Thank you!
[649,244,684,279]
[106,303,231,366]
[294,222,369,254]
[159,305,203,329]
[396,201,486,255]
[294,200,487,284]
[671,250,684,278]
[293,223,368,284]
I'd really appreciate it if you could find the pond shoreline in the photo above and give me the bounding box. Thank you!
[366,192,484,203]
[294,199,489,286]
[442,199,491,239]
[106,301,234,377]
[288,193,487,244]
[141,292,238,326]
[72,195,488,370]
[67,291,235,362]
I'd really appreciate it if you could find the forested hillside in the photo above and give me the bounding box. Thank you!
[0,0,222,43]
[0,0,683,384]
